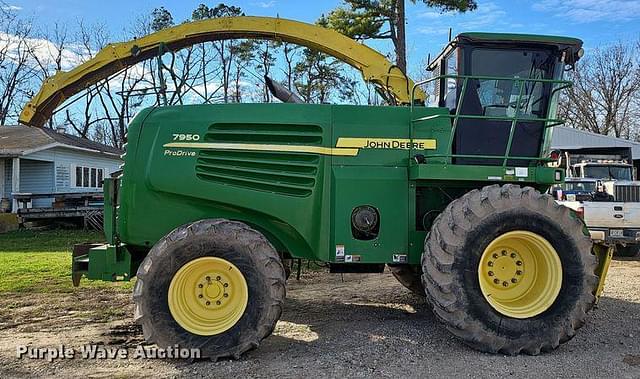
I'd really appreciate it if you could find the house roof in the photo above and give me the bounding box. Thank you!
[550,126,640,159]
[0,125,122,157]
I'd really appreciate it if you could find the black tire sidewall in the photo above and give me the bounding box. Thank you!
[458,209,587,338]
[140,231,270,353]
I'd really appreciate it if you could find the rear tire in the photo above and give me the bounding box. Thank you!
[422,185,598,355]
[388,264,425,296]
[133,219,286,360]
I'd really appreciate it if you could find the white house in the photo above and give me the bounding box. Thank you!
[0,125,122,214]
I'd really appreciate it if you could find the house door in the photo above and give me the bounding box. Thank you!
[20,159,55,208]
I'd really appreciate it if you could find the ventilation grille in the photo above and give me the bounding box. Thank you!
[615,184,640,202]
[195,123,322,197]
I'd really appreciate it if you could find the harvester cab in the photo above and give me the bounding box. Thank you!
[21,17,612,359]
[421,33,583,166]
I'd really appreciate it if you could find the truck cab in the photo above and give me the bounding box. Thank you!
[572,161,640,202]
[554,177,640,256]
[571,161,634,181]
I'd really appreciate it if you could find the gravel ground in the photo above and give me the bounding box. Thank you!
[1,258,639,378]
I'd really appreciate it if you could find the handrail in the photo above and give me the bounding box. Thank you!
[410,74,572,167]
[20,16,426,127]
[410,74,572,109]
[424,154,553,162]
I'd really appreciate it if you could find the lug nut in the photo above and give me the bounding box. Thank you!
[206,301,211,306]
[488,261,494,267]
[216,301,221,305]
[502,281,509,287]
[492,253,499,259]
[198,284,203,288]
[198,294,203,298]
[511,278,518,283]
[488,271,494,276]
[206,276,211,281]
[216,276,221,281]
[494,278,500,284]
[501,250,507,256]
[516,261,523,266]
[516,270,523,275]
[224,293,229,298]
[510,253,516,258]
[223,283,229,287]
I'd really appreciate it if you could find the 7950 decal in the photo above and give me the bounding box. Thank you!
[172,134,201,141]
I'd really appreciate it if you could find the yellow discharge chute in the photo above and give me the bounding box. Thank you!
[19,16,426,127]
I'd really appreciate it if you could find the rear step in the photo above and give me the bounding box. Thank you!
[71,243,134,286]
[329,263,385,274]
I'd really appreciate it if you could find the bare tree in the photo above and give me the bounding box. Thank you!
[281,42,300,91]
[28,22,72,128]
[230,40,255,103]
[64,20,110,137]
[559,41,640,140]
[60,20,151,147]
[253,40,279,102]
[0,8,38,124]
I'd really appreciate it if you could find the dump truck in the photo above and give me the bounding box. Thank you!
[557,148,640,201]
[20,17,612,358]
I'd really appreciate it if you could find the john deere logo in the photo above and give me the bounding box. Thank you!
[365,140,423,149]
[336,138,436,150]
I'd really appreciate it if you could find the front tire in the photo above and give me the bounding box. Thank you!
[133,219,286,360]
[422,185,598,355]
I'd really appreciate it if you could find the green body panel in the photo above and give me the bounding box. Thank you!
[409,164,562,184]
[332,166,409,263]
[89,102,562,269]
[120,104,333,259]
[79,244,133,282]
[103,178,116,245]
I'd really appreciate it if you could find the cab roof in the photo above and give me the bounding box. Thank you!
[427,32,583,71]
[457,32,582,50]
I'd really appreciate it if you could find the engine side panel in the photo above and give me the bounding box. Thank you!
[119,103,334,260]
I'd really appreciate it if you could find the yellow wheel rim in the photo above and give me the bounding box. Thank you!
[168,257,248,336]
[478,231,562,319]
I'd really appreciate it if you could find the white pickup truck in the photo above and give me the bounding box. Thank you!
[552,178,640,257]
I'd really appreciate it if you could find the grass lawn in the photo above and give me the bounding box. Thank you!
[0,229,134,293]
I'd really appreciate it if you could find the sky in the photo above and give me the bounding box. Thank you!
[7,0,640,76]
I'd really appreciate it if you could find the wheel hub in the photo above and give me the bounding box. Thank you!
[199,275,229,306]
[168,257,248,336]
[486,251,523,288]
[478,231,562,319]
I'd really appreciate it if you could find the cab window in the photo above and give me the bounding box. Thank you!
[460,48,560,118]
[444,50,458,109]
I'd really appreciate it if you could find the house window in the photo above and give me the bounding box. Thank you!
[74,166,105,189]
